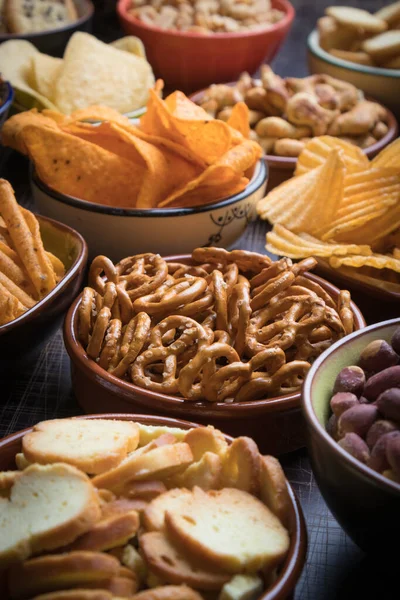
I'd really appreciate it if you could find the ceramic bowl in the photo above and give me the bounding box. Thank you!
[31,160,268,262]
[189,84,398,193]
[117,0,295,94]
[0,0,94,57]
[0,412,307,600]
[0,214,87,367]
[63,255,365,455]
[308,29,400,120]
[302,318,400,553]
[0,82,14,130]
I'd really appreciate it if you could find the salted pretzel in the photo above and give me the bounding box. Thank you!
[77,248,355,404]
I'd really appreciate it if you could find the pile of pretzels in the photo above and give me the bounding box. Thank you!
[77,247,354,404]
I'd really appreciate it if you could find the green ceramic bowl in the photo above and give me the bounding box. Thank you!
[302,318,400,553]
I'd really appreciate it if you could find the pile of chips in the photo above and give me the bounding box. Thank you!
[1,84,261,209]
[257,136,400,294]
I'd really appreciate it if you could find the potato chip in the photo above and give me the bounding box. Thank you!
[332,203,400,246]
[294,136,369,176]
[30,53,62,101]
[330,253,400,273]
[0,40,57,110]
[227,102,250,139]
[110,36,146,58]
[371,137,400,168]
[258,148,344,236]
[22,125,145,208]
[54,32,155,114]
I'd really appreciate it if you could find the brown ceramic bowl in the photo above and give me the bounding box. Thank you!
[0,412,307,600]
[63,254,365,455]
[189,87,398,192]
[0,214,87,367]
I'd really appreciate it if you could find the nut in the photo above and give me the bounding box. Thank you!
[338,432,370,463]
[363,365,400,401]
[366,419,398,449]
[367,431,400,473]
[391,327,400,355]
[387,434,400,478]
[326,413,339,441]
[358,339,399,373]
[375,388,400,423]
[330,392,359,417]
[333,365,365,397]
[338,403,379,439]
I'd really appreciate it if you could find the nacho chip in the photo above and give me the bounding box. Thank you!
[165,91,213,121]
[0,109,61,155]
[227,102,250,139]
[295,136,369,176]
[54,32,155,114]
[22,125,144,208]
[30,53,62,101]
[68,105,132,125]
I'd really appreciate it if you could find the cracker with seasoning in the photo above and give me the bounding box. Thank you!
[5,0,78,34]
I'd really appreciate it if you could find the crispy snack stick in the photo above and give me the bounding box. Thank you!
[0,180,55,298]
[0,271,36,308]
[0,248,36,296]
[21,207,63,284]
[0,282,26,325]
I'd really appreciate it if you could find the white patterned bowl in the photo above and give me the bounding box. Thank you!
[30,160,268,262]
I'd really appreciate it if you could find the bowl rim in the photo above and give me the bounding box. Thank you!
[0,81,14,114]
[302,317,400,495]
[0,411,308,600]
[0,213,88,336]
[0,0,94,40]
[117,0,295,39]
[189,83,398,167]
[307,29,400,79]
[31,160,268,216]
[63,258,366,417]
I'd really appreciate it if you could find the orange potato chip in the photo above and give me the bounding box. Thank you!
[371,137,400,169]
[294,136,369,176]
[22,125,145,208]
[227,102,251,139]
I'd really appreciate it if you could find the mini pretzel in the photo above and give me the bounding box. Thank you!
[192,247,271,273]
[338,290,354,336]
[222,262,239,293]
[250,270,296,312]
[149,315,210,355]
[102,281,118,310]
[88,255,118,294]
[116,280,134,325]
[133,277,207,315]
[235,360,310,402]
[86,306,112,360]
[203,361,251,402]
[78,287,99,346]
[250,257,292,292]
[228,279,251,356]
[171,291,214,318]
[110,312,151,378]
[130,347,179,394]
[211,270,229,332]
[116,253,169,301]
[178,343,240,401]
[98,318,122,370]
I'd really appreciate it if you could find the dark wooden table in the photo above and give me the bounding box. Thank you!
[1,0,398,598]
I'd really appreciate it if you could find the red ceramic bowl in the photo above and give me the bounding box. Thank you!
[189,86,399,193]
[0,412,307,600]
[117,0,295,93]
[63,255,365,456]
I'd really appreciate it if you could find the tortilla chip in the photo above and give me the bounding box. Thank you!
[227,102,250,139]
[22,125,145,207]
[0,110,61,155]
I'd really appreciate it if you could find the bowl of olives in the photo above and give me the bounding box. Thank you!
[302,318,400,553]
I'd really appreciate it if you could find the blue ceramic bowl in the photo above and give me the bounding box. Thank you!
[0,82,14,130]
[302,318,400,553]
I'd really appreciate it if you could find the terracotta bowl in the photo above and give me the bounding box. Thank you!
[0,0,94,57]
[0,214,87,367]
[302,318,400,553]
[31,160,268,262]
[117,0,295,94]
[189,85,398,193]
[308,29,400,121]
[63,255,365,455]
[0,412,307,600]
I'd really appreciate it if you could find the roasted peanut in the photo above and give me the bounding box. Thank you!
[372,121,388,140]
[375,388,400,423]
[387,434,400,478]
[273,139,305,157]
[338,432,370,463]
[366,419,398,449]
[363,366,400,401]
[358,339,399,373]
[391,327,400,355]
[330,392,359,417]
[368,431,400,473]
[333,365,365,397]
[338,404,379,439]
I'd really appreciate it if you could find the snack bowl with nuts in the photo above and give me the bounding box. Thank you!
[302,317,400,553]
[117,0,295,93]
[0,412,307,600]
[63,247,365,456]
[190,69,398,191]
[308,28,400,120]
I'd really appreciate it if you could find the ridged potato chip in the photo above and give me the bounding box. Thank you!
[371,137,400,169]
[294,136,369,176]
[330,253,400,273]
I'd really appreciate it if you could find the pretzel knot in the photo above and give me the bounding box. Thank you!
[88,255,118,295]
[116,253,169,301]
[235,360,311,402]
[133,276,207,315]
[149,315,210,356]
[78,286,102,347]
[178,342,240,401]
[130,347,180,394]
[109,312,151,378]
[228,278,251,356]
